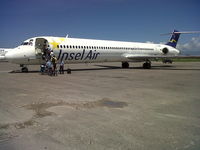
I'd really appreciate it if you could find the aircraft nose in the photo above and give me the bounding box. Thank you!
[5,51,14,60]
[5,51,20,61]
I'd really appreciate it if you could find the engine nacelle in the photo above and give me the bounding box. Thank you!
[162,47,169,55]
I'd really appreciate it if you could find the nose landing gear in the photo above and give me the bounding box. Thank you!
[66,68,71,74]
[20,64,28,72]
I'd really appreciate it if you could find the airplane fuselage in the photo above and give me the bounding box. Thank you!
[3,36,180,65]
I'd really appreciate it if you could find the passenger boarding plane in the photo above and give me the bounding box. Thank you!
[0,30,199,73]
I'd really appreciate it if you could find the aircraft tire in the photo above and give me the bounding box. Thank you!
[122,62,129,68]
[143,62,151,69]
[21,67,28,72]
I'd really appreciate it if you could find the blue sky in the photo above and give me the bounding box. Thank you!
[0,0,200,54]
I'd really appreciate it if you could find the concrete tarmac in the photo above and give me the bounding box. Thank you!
[0,62,200,150]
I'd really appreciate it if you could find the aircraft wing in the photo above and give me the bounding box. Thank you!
[124,54,200,61]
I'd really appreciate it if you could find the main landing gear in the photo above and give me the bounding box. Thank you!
[121,61,152,69]
[20,64,28,72]
[122,62,129,68]
[143,61,151,69]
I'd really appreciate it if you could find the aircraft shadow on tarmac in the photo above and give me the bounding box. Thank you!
[9,65,122,73]
[95,65,200,71]
[9,64,200,73]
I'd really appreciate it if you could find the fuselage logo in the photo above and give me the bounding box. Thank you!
[170,39,177,43]
[57,49,100,61]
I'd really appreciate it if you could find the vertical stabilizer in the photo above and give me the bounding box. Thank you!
[166,30,180,48]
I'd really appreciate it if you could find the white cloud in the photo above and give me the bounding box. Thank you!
[177,37,200,55]
[147,37,200,55]
[177,37,200,49]
[146,41,165,44]
[146,41,154,44]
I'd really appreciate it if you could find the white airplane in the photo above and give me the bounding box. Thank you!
[0,30,199,73]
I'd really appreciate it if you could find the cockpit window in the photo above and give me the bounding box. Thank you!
[21,42,29,45]
[29,39,33,46]
[21,39,33,46]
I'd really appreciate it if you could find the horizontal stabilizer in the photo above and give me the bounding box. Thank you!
[161,31,200,35]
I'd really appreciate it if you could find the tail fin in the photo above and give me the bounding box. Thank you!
[166,30,181,48]
[164,30,200,48]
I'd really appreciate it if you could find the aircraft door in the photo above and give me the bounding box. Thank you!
[35,38,48,59]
